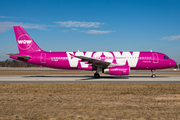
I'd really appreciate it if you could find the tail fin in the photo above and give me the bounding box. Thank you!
[13,26,44,53]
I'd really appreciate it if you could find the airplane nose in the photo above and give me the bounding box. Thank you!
[170,60,176,67]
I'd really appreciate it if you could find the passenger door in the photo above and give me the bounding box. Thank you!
[153,53,158,63]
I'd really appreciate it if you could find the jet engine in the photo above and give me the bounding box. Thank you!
[104,66,130,75]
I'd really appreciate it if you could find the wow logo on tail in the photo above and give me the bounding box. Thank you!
[14,26,43,53]
[17,34,32,50]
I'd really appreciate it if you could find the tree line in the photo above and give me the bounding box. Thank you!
[0,59,40,67]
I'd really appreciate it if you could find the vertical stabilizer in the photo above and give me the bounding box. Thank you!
[13,26,44,53]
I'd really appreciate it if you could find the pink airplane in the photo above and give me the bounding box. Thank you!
[7,26,176,78]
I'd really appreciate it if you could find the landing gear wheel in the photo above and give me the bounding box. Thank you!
[151,74,156,78]
[94,73,100,79]
[151,70,156,78]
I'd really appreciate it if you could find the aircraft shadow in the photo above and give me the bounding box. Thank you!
[23,75,170,81]
[78,76,170,80]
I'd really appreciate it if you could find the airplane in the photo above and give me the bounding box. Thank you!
[7,26,176,78]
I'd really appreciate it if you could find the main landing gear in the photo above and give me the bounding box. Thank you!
[151,70,156,78]
[94,72,100,79]
[94,67,101,79]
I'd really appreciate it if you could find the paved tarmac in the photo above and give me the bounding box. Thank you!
[0,76,180,83]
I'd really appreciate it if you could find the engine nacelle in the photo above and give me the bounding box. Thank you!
[104,66,130,75]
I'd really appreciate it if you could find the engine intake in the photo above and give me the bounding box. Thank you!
[104,66,130,75]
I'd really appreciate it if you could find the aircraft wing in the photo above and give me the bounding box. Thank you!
[6,53,31,60]
[75,55,112,66]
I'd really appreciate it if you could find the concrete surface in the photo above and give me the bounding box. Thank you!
[0,76,180,83]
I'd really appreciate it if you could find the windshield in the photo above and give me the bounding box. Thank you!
[164,56,169,59]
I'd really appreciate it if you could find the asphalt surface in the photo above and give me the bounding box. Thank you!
[0,76,180,83]
[0,68,180,83]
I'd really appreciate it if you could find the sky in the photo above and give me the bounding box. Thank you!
[0,0,180,62]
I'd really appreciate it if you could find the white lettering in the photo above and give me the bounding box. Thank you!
[93,52,113,63]
[67,51,140,68]
[67,52,93,68]
[113,52,140,67]
[80,52,93,68]
[18,40,32,44]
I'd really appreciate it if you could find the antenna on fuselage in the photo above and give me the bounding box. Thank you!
[150,50,152,52]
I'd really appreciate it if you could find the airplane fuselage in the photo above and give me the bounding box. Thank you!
[10,51,175,70]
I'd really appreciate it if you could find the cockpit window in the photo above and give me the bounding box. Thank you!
[164,56,169,59]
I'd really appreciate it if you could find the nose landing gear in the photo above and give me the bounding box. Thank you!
[151,70,156,78]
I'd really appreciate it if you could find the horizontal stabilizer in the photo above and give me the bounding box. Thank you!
[6,53,31,59]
